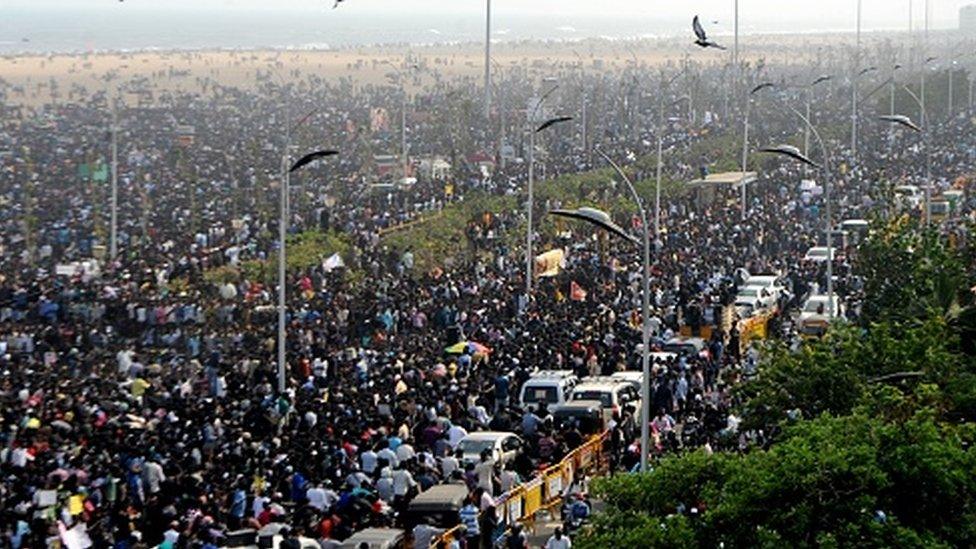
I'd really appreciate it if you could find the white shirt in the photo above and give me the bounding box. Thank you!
[546,535,572,549]
[447,425,468,448]
[361,450,378,474]
[392,469,416,497]
[440,456,460,479]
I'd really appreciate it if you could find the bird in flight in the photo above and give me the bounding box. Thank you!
[333,0,345,8]
[693,15,726,50]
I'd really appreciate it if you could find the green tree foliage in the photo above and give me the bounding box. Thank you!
[582,412,976,549]
[583,219,976,548]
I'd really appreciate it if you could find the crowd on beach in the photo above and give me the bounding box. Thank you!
[0,43,974,549]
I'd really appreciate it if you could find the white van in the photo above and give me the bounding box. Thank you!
[519,370,578,412]
[570,380,642,420]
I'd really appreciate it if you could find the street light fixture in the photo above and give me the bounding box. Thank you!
[524,80,569,299]
[739,82,775,220]
[879,95,931,225]
[277,145,340,393]
[758,101,835,318]
[549,147,652,473]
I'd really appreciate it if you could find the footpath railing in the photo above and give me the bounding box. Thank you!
[431,430,609,547]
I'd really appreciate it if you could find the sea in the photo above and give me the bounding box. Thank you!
[0,5,930,56]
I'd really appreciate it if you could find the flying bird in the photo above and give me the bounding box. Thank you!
[333,0,344,8]
[692,16,726,50]
[289,150,339,173]
[812,75,832,86]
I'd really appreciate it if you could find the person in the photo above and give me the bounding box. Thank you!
[545,526,572,549]
[458,497,481,549]
[505,523,528,548]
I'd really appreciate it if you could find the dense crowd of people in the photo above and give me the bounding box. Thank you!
[0,42,973,549]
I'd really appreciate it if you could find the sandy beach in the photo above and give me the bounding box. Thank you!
[0,30,881,108]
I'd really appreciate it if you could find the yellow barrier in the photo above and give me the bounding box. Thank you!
[430,431,609,547]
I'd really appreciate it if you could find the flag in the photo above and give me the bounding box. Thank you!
[322,253,345,273]
[534,249,565,278]
[570,280,587,302]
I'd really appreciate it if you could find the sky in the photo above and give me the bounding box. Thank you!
[4,0,974,29]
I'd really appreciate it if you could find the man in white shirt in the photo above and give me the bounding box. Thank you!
[447,423,468,449]
[361,448,378,475]
[545,527,572,549]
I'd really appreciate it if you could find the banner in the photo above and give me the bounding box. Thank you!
[534,249,565,278]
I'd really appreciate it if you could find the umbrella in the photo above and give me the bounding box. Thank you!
[445,341,492,355]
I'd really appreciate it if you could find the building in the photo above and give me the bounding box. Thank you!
[961,5,976,32]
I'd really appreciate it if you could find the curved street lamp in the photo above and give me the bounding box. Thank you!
[549,147,652,473]
[758,100,836,318]
[524,80,571,299]
[879,93,931,225]
[277,148,340,392]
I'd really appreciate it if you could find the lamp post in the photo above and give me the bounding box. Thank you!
[524,82,566,298]
[759,108,835,317]
[805,75,832,176]
[384,60,418,185]
[655,71,686,245]
[740,82,775,220]
[550,148,651,472]
[851,65,877,162]
[109,91,119,262]
[883,86,931,224]
[852,0,863,159]
[277,149,339,392]
[484,0,492,119]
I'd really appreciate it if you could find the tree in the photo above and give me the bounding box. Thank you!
[581,411,976,549]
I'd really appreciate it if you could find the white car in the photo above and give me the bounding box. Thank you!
[457,432,524,465]
[894,185,923,209]
[798,295,844,336]
[803,246,836,263]
[571,380,642,420]
[735,286,777,314]
[519,370,578,412]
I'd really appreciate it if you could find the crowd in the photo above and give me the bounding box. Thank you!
[0,42,973,549]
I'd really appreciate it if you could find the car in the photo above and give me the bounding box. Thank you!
[570,380,642,421]
[339,528,406,549]
[927,200,952,221]
[798,294,844,337]
[894,185,923,208]
[840,218,869,234]
[735,286,777,313]
[403,483,470,529]
[518,370,578,412]
[552,400,606,435]
[661,337,706,356]
[803,246,836,263]
[457,431,524,465]
[609,371,645,392]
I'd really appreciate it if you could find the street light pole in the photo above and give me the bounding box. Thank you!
[596,149,651,474]
[852,0,862,160]
[525,85,561,298]
[898,86,932,225]
[110,92,119,262]
[278,148,289,393]
[759,106,835,316]
[484,0,492,119]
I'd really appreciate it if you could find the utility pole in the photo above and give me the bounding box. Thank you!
[110,93,119,262]
[852,0,862,160]
[484,0,492,119]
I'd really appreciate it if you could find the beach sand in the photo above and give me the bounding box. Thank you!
[0,33,867,107]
